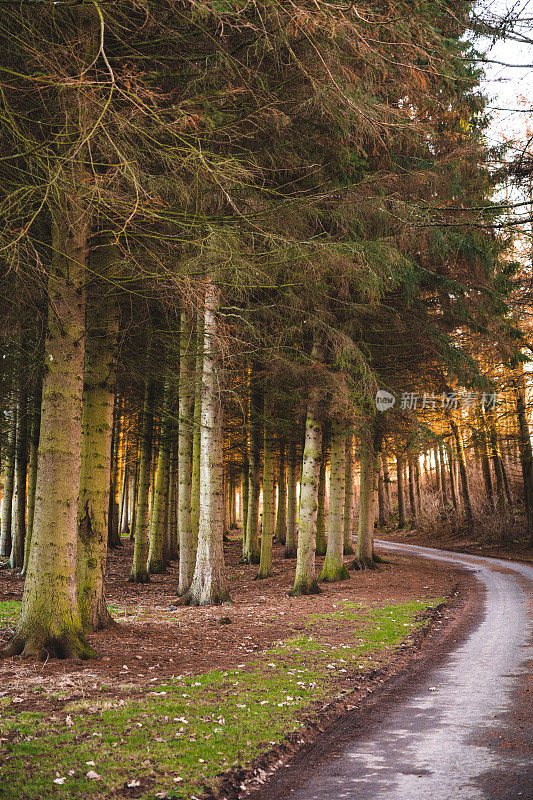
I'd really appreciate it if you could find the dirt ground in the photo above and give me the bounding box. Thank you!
[0,536,470,708]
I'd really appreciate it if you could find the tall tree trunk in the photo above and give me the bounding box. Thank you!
[4,177,94,658]
[378,466,387,528]
[320,422,348,581]
[77,273,118,631]
[291,339,324,596]
[438,443,447,506]
[190,312,204,545]
[21,382,42,577]
[120,456,130,536]
[343,430,355,555]
[516,370,533,546]
[353,424,379,569]
[315,427,328,556]
[450,417,473,524]
[243,375,262,565]
[433,444,441,499]
[285,438,298,558]
[0,396,16,559]
[178,308,196,595]
[484,409,505,514]
[477,412,495,512]
[408,454,417,525]
[185,282,229,605]
[396,452,406,529]
[167,439,179,560]
[381,453,392,516]
[9,370,28,570]
[107,401,122,549]
[258,393,275,578]
[148,378,172,574]
[129,459,139,542]
[129,382,154,583]
[445,441,459,512]
[275,440,287,544]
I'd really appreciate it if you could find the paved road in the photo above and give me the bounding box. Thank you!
[265,542,533,800]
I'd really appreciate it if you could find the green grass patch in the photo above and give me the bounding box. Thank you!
[0,598,441,800]
[0,599,21,628]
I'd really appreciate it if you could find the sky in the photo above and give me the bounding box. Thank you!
[476,1,533,149]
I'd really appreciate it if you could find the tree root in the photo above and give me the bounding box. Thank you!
[289,578,321,597]
[2,630,96,661]
[350,556,377,571]
[128,572,150,584]
[319,563,350,582]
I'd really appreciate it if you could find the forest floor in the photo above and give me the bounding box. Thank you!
[0,536,476,800]
[382,520,533,564]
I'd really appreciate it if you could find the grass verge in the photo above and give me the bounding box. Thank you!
[0,598,442,800]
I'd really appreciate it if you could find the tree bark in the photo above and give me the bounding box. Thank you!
[315,427,328,556]
[396,452,406,529]
[129,381,154,583]
[285,438,298,558]
[352,424,379,569]
[4,189,94,658]
[291,339,324,596]
[516,370,533,546]
[343,430,355,555]
[148,378,172,574]
[320,422,348,581]
[0,396,16,559]
[450,417,473,524]
[185,282,229,605]
[243,374,262,565]
[21,382,42,577]
[275,440,287,544]
[9,371,28,570]
[77,272,118,631]
[178,308,196,594]
[258,393,275,578]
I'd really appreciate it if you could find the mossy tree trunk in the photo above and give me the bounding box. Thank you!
[320,422,348,581]
[185,282,229,605]
[352,424,379,569]
[408,454,417,525]
[343,430,355,555]
[190,312,204,546]
[285,438,298,558]
[396,452,406,529]
[148,377,172,574]
[77,268,118,631]
[10,369,28,570]
[381,453,392,516]
[0,396,16,559]
[445,441,459,512]
[315,427,328,557]
[4,194,94,659]
[275,440,287,544]
[243,375,262,565]
[167,439,179,559]
[178,308,196,595]
[291,339,324,596]
[258,393,275,579]
[107,402,122,549]
[130,381,154,583]
[377,465,387,528]
[21,382,42,577]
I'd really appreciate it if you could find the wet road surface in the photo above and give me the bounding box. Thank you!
[265,542,533,800]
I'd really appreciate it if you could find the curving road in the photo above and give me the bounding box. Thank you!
[260,541,533,800]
